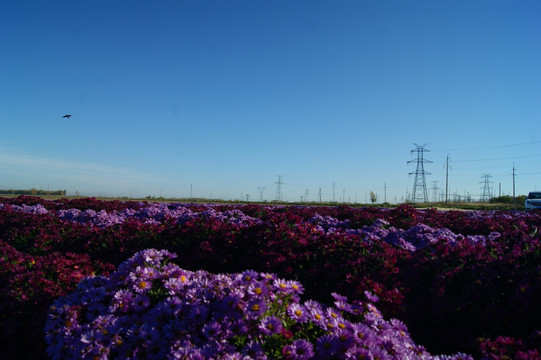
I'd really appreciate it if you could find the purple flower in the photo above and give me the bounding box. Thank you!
[229,319,249,336]
[164,276,187,294]
[44,247,473,360]
[247,281,269,298]
[350,322,375,345]
[112,289,135,312]
[259,316,283,335]
[283,339,314,359]
[286,280,304,295]
[132,294,151,311]
[240,269,259,283]
[221,352,244,360]
[370,346,393,360]
[287,303,308,323]
[316,334,339,357]
[364,290,380,303]
[246,298,267,318]
[202,321,222,340]
[332,292,355,313]
[242,340,267,359]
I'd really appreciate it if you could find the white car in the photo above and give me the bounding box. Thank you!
[525,192,541,211]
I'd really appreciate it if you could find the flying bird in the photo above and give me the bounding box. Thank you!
[62,114,72,119]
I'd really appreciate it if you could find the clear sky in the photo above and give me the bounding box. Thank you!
[1,0,540,203]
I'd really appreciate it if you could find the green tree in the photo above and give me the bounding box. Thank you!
[369,191,377,204]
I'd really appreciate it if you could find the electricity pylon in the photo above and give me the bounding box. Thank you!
[408,143,432,203]
[480,174,493,202]
[258,187,265,202]
[431,181,439,202]
[274,176,284,201]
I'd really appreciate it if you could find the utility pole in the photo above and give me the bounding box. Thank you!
[408,143,432,203]
[512,164,516,205]
[332,182,336,202]
[304,188,309,202]
[444,155,451,204]
[384,182,387,203]
[318,187,322,202]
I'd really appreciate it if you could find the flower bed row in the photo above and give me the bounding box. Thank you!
[45,248,473,360]
[1,196,540,358]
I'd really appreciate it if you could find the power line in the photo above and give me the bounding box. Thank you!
[431,140,541,152]
[451,154,541,163]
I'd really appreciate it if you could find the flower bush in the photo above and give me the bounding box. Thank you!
[1,196,540,359]
[45,249,472,360]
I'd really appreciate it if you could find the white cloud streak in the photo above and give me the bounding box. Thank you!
[0,151,167,196]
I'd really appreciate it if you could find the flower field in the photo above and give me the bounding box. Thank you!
[1,196,540,359]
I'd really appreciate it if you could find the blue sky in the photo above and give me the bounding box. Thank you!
[1,0,540,203]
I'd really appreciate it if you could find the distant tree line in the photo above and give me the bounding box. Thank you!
[0,189,67,196]
[489,195,526,204]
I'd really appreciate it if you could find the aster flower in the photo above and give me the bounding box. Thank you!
[273,278,290,294]
[303,299,324,314]
[344,345,371,359]
[363,290,379,303]
[260,272,276,282]
[164,276,187,294]
[247,281,269,298]
[329,316,351,333]
[370,346,393,360]
[246,298,267,318]
[202,321,222,340]
[259,315,283,335]
[132,294,151,311]
[112,289,135,312]
[306,304,326,328]
[221,352,244,360]
[283,339,314,360]
[240,269,260,283]
[242,340,267,359]
[286,280,304,295]
[350,322,375,345]
[130,274,153,294]
[44,248,474,360]
[331,292,354,313]
[316,334,339,358]
[287,303,309,323]
[229,318,249,336]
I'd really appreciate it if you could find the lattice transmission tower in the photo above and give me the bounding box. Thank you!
[408,143,432,203]
[258,187,265,202]
[480,174,493,202]
[274,176,284,201]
